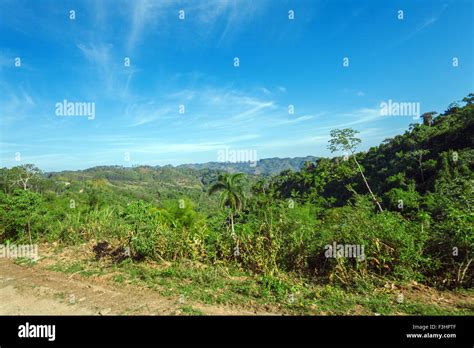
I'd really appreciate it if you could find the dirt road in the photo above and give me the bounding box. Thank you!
[2,245,471,316]
[0,258,270,315]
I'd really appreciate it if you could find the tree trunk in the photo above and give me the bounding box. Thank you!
[352,154,383,213]
[27,220,32,244]
[230,212,240,258]
[418,155,425,183]
[457,257,473,285]
[230,213,235,237]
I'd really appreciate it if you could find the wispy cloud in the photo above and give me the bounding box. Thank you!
[275,115,314,125]
[231,100,275,120]
[329,107,383,129]
[127,104,174,127]
[216,0,267,45]
[390,4,448,48]
[0,84,37,126]
[77,43,111,65]
[125,0,268,51]
[256,135,330,150]
[124,86,275,127]
[76,43,115,95]
[127,0,165,52]
[0,52,13,70]
[76,42,138,101]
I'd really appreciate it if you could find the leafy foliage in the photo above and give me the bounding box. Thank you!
[0,94,472,291]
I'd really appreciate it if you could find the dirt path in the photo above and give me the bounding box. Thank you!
[0,258,272,316]
[2,244,471,316]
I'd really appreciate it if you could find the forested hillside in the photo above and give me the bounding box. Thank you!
[0,95,472,314]
[45,166,220,211]
[264,94,473,288]
[39,156,317,211]
[177,156,319,175]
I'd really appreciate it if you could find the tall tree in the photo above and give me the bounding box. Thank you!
[421,111,437,126]
[328,128,383,212]
[462,93,474,105]
[208,173,246,236]
[10,164,42,191]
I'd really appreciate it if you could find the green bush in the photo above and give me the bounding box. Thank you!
[122,200,161,259]
[0,189,43,242]
[306,196,429,285]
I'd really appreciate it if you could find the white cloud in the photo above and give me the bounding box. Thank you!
[390,4,448,48]
[128,105,174,127]
[316,107,382,130]
[125,86,275,127]
[231,100,274,120]
[125,0,268,51]
[127,0,164,52]
[76,43,115,95]
[0,84,37,125]
[275,115,314,125]
[76,43,111,65]
[257,135,330,150]
[261,87,271,95]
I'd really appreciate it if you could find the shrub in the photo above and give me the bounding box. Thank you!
[306,196,429,285]
[122,200,161,259]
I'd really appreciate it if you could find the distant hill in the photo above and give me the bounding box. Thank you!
[46,156,319,208]
[48,156,319,179]
[176,156,319,175]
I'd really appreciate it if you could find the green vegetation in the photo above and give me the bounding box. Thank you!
[1,95,473,314]
[178,156,319,175]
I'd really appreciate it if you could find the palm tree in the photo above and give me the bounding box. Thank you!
[208,173,246,236]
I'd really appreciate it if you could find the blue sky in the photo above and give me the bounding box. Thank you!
[1,0,473,171]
